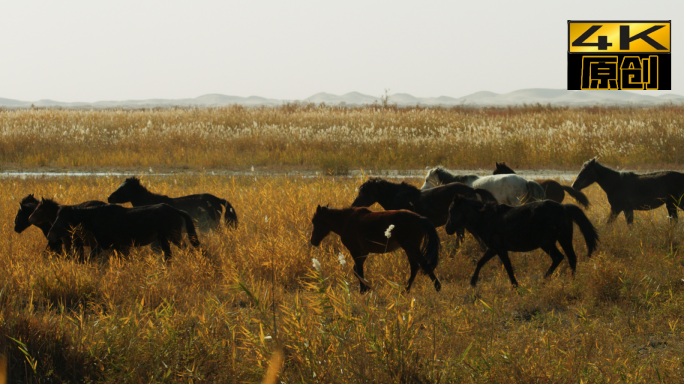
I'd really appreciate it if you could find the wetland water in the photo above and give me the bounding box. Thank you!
[0,169,580,181]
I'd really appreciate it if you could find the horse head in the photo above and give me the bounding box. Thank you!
[108,177,143,204]
[310,205,332,246]
[14,195,38,233]
[420,167,442,190]
[572,158,598,190]
[493,162,515,175]
[351,179,381,207]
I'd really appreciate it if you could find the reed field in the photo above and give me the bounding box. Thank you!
[1,104,684,173]
[1,174,684,383]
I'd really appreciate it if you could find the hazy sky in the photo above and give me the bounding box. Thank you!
[1,0,680,101]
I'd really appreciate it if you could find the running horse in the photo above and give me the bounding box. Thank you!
[492,162,589,208]
[572,158,684,224]
[107,177,238,230]
[445,194,599,287]
[310,205,441,293]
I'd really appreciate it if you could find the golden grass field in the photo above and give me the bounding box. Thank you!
[1,105,684,383]
[1,173,684,383]
[1,104,684,172]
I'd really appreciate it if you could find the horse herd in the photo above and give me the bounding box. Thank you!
[13,158,684,293]
[14,177,238,260]
[311,158,684,292]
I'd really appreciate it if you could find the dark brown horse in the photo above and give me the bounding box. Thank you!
[445,194,598,287]
[572,158,684,224]
[47,203,201,260]
[350,178,497,240]
[14,194,62,253]
[493,162,589,208]
[107,177,237,230]
[310,205,441,293]
[28,197,107,258]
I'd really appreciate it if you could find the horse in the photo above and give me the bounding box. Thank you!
[107,177,238,230]
[492,162,589,208]
[445,194,599,287]
[350,178,497,240]
[310,205,441,293]
[572,158,684,224]
[28,197,107,259]
[47,203,202,260]
[14,194,62,253]
[420,166,545,205]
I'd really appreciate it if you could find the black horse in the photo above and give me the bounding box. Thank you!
[572,158,684,224]
[107,177,237,229]
[445,194,599,287]
[47,203,202,260]
[14,194,105,254]
[350,178,497,239]
[28,197,107,258]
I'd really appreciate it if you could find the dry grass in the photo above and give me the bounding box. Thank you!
[2,104,684,172]
[1,175,684,383]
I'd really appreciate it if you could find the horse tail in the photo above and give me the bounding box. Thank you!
[178,209,201,248]
[418,217,440,273]
[525,181,546,203]
[565,204,599,258]
[221,199,238,228]
[473,187,497,204]
[561,186,590,208]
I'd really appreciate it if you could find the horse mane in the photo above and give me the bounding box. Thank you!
[40,198,61,210]
[125,177,150,191]
[366,178,421,201]
[20,194,39,206]
[431,166,461,183]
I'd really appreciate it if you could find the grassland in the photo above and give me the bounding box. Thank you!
[1,104,684,173]
[1,174,684,383]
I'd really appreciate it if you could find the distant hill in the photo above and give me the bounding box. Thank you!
[2,89,683,108]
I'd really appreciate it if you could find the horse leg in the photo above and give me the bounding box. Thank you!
[470,248,498,287]
[159,236,173,261]
[541,244,565,279]
[427,270,441,292]
[405,260,419,292]
[352,254,370,293]
[72,236,86,262]
[497,250,519,287]
[666,201,679,220]
[624,210,634,225]
[558,236,578,276]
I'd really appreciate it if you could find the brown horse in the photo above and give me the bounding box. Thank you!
[28,197,106,259]
[310,205,441,293]
[48,203,202,260]
[107,177,237,230]
[493,162,589,208]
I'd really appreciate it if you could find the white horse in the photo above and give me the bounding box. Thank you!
[421,166,545,206]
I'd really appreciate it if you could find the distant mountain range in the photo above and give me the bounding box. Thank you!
[2,88,683,108]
